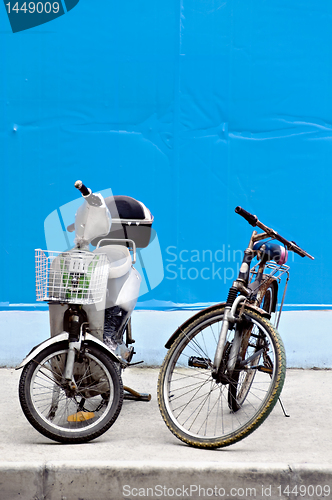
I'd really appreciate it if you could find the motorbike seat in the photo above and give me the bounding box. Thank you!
[94,245,132,279]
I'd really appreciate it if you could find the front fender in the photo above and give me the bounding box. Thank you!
[16,332,70,369]
[164,301,271,349]
[16,332,125,370]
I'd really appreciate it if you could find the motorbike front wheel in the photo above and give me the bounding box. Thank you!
[19,342,123,444]
[158,306,286,449]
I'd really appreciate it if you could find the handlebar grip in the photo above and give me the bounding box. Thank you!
[235,206,258,227]
[74,180,90,197]
[289,241,307,258]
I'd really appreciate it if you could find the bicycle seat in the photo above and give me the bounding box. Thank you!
[94,245,132,279]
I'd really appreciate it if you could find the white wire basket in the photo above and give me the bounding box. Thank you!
[35,249,109,305]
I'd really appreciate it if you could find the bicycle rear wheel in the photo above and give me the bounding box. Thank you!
[158,306,286,449]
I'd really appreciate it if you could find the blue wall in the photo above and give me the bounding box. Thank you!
[1,0,331,309]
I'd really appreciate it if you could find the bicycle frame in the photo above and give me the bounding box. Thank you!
[212,229,263,377]
[213,229,288,379]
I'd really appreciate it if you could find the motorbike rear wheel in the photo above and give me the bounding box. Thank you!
[19,342,123,444]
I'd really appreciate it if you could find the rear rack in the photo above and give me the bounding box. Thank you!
[249,261,290,328]
[250,261,290,291]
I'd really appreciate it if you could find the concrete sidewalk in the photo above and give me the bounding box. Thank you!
[0,367,331,499]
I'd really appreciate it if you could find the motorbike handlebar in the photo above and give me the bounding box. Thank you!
[235,206,314,260]
[74,180,103,207]
[74,180,90,197]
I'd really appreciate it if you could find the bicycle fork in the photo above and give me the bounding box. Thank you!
[64,341,81,389]
[63,307,86,390]
[212,297,290,417]
[212,295,246,380]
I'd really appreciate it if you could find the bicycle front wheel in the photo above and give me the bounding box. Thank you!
[158,306,286,449]
[19,342,123,443]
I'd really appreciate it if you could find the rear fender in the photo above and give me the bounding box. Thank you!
[269,278,278,313]
[164,302,271,350]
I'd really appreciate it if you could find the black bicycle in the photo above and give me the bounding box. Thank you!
[158,207,314,448]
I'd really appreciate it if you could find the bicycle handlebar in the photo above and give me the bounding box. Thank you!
[235,206,258,227]
[235,206,314,260]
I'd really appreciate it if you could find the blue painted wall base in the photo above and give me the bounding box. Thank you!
[1,310,331,369]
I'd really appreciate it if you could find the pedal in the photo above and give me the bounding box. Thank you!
[188,356,210,369]
[67,411,95,422]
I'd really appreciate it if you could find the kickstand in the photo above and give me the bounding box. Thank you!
[123,385,151,402]
[279,397,290,417]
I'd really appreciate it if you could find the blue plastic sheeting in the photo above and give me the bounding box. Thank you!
[0,0,331,309]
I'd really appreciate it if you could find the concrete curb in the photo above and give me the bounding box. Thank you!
[0,461,331,500]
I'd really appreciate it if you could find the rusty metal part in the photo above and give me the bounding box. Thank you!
[254,275,276,307]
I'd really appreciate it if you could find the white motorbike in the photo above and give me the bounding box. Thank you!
[17,181,153,443]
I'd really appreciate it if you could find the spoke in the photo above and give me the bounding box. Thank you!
[181,326,215,360]
[183,386,216,430]
[169,378,214,402]
[33,378,60,391]
[170,376,213,416]
[209,322,219,345]
[36,367,63,388]
[198,380,224,435]
[170,370,211,383]
[184,338,209,360]
[171,380,223,414]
